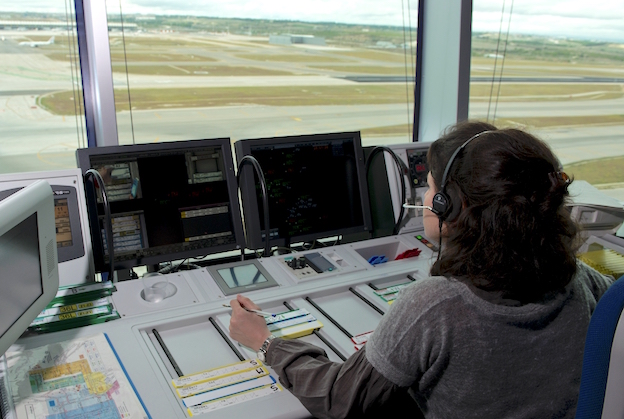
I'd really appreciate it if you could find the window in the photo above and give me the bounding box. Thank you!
[0,2,87,174]
[104,0,419,147]
[470,1,624,203]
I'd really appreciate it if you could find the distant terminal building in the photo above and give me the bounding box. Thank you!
[269,34,326,46]
[375,41,397,49]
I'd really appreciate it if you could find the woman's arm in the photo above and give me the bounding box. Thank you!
[267,338,420,419]
[229,295,420,419]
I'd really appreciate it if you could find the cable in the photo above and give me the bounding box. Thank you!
[65,0,85,150]
[401,0,412,137]
[492,0,514,123]
[118,0,136,144]
[84,169,115,282]
[365,146,408,235]
[237,155,271,258]
[487,0,507,123]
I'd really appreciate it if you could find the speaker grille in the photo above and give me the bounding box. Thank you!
[46,239,55,276]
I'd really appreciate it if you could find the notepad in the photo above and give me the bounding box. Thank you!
[187,383,282,416]
[172,359,282,415]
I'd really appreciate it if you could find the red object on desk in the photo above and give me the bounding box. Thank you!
[395,248,422,260]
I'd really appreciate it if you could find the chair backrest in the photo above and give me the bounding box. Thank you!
[576,275,624,419]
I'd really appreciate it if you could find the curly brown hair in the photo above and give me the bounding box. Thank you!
[428,121,579,302]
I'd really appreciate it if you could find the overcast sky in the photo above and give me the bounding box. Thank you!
[3,0,624,42]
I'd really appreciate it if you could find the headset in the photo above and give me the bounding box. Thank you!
[431,130,493,221]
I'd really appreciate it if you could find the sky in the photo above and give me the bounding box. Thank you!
[2,0,624,42]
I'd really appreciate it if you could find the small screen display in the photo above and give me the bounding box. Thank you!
[407,149,429,187]
[54,198,73,248]
[0,214,43,339]
[217,263,269,289]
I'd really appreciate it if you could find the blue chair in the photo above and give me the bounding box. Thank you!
[576,275,624,419]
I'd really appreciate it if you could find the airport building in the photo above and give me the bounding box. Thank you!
[269,34,326,46]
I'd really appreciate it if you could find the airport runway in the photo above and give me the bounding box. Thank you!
[1,96,623,167]
[1,30,623,201]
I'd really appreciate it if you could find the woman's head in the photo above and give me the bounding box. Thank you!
[428,121,578,302]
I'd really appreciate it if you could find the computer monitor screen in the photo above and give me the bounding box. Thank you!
[0,180,59,356]
[76,139,245,271]
[235,132,372,248]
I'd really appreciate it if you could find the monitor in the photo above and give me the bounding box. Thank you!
[0,169,95,286]
[76,139,245,271]
[0,180,59,356]
[235,132,372,249]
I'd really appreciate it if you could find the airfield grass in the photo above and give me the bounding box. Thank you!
[111,64,294,76]
[327,49,408,63]
[494,114,624,128]
[471,66,624,78]
[307,65,408,74]
[470,83,624,100]
[40,85,413,115]
[41,82,622,116]
[236,53,349,62]
[564,156,624,185]
[360,124,412,136]
[110,52,212,62]
[111,37,212,48]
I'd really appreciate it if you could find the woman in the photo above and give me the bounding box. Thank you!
[229,121,613,418]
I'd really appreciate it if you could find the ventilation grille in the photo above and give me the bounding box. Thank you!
[46,239,55,276]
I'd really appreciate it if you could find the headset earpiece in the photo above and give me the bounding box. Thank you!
[435,130,493,222]
[432,191,450,219]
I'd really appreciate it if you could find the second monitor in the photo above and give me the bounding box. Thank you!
[236,132,372,249]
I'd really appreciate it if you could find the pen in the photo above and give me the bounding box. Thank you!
[223,304,277,317]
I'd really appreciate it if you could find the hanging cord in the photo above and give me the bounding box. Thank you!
[486,0,507,123]
[237,155,271,258]
[118,0,136,144]
[437,218,443,261]
[401,0,412,137]
[365,147,408,235]
[84,169,115,282]
[65,0,86,149]
[406,0,416,139]
[492,0,514,123]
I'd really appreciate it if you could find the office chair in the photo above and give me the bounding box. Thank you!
[576,275,624,419]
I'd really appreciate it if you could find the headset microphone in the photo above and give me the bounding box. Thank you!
[403,203,433,211]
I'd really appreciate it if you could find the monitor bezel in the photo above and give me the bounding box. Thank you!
[0,185,85,263]
[0,180,59,356]
[76,138,245,271]
[235,131,373,249]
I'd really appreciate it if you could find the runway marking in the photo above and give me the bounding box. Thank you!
[155,112,162,119]
[36,142,76,168]
[290,116,301,121]
[168,65,190,74]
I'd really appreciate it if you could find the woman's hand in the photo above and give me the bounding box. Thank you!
[229,294,271,351]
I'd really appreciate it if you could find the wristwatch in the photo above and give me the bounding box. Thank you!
[257,335,276,363]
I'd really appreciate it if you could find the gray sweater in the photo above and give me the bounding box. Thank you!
[268,262,612,419]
